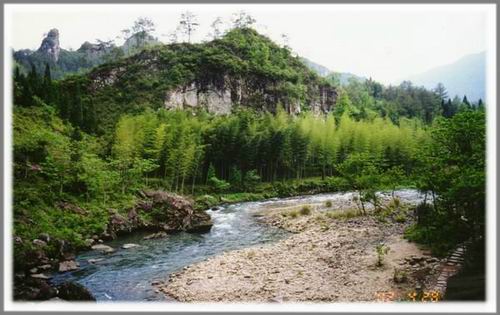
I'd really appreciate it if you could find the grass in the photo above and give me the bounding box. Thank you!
[325,208,361,220]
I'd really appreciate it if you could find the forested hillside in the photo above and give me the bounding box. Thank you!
[12,19,486,301]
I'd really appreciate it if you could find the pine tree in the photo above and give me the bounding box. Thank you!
[463,95,471,109]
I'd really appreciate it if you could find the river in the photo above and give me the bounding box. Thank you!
[51,190,425,302]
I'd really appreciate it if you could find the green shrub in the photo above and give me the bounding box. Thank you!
[300,205,312,215]
[394,212,406,223]
[375,243,390,266]
[325,200,333,208]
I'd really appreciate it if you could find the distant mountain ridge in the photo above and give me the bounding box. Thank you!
[404,52,486,102]
[300,58,366,85]
[13,28,158,79]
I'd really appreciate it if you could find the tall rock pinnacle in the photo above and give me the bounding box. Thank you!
[38,29,61,62]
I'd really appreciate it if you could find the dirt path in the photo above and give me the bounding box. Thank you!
[158,197,444,302]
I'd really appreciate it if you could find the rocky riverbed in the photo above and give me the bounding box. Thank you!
[160,192,446,302]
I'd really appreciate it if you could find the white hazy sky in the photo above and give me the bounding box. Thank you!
[6,4,492,84]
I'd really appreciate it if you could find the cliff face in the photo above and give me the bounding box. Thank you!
[164,77,337,115]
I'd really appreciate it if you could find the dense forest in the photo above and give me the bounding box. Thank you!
[12,17,485,281]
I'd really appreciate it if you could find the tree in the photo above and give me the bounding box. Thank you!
[337,152,381,214]
[441,98,457,118]
[462,95,471,109]
[121,17,156,48]
[280,33,290,50]
[433,83,448,100]
[414,110,485,251]
[231,11,256,29]
[477,99,484,110]
[178,11,199,43]
[208,17,224,40]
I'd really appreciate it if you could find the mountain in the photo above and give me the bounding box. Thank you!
[301,57,366,85]
[405,52,486,102]
[48,28,337,133]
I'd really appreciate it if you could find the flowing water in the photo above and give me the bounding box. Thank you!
[51,189,425,302]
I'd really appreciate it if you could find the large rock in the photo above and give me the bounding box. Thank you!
[56,282,96,301]
[142,191,213,233]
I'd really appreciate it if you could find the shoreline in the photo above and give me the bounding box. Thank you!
[158,194,446,302]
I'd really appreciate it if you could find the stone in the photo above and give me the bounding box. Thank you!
[88,258,104,264]
[31,273,50,280]
[38,264,52,271]
[59,260,79,272]
[143,231,168,240]
[29,268,38,274]
[84,239,94,248]
[56,282,96,301]
[32,239,47,247]
[91,244,115,254]
[38,233,50,243]
[121,243,140,249]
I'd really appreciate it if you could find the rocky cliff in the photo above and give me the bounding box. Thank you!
[37,29,61,62]
[164,76,337,115]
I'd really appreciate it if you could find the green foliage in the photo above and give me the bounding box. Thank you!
[408,110,485,255]
[375,243,390,266]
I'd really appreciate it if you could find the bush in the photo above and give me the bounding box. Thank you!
[300,205,312,215]
[375,243,390,266]
[325,200,333,208]
[208,177,231,193]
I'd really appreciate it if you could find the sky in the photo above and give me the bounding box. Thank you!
[6,4,492,84]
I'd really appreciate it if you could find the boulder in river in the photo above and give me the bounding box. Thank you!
[56,282,96,301]
[59,260,79,272]
[122,243,140,249]
[91,244,115,254]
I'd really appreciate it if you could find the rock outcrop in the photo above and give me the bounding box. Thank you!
[37,29,60,62]
[164,77,337,115]
[139,191,213,233]
[102,191,213,240]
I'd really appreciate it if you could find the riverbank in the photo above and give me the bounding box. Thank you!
[160,192,446,302]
